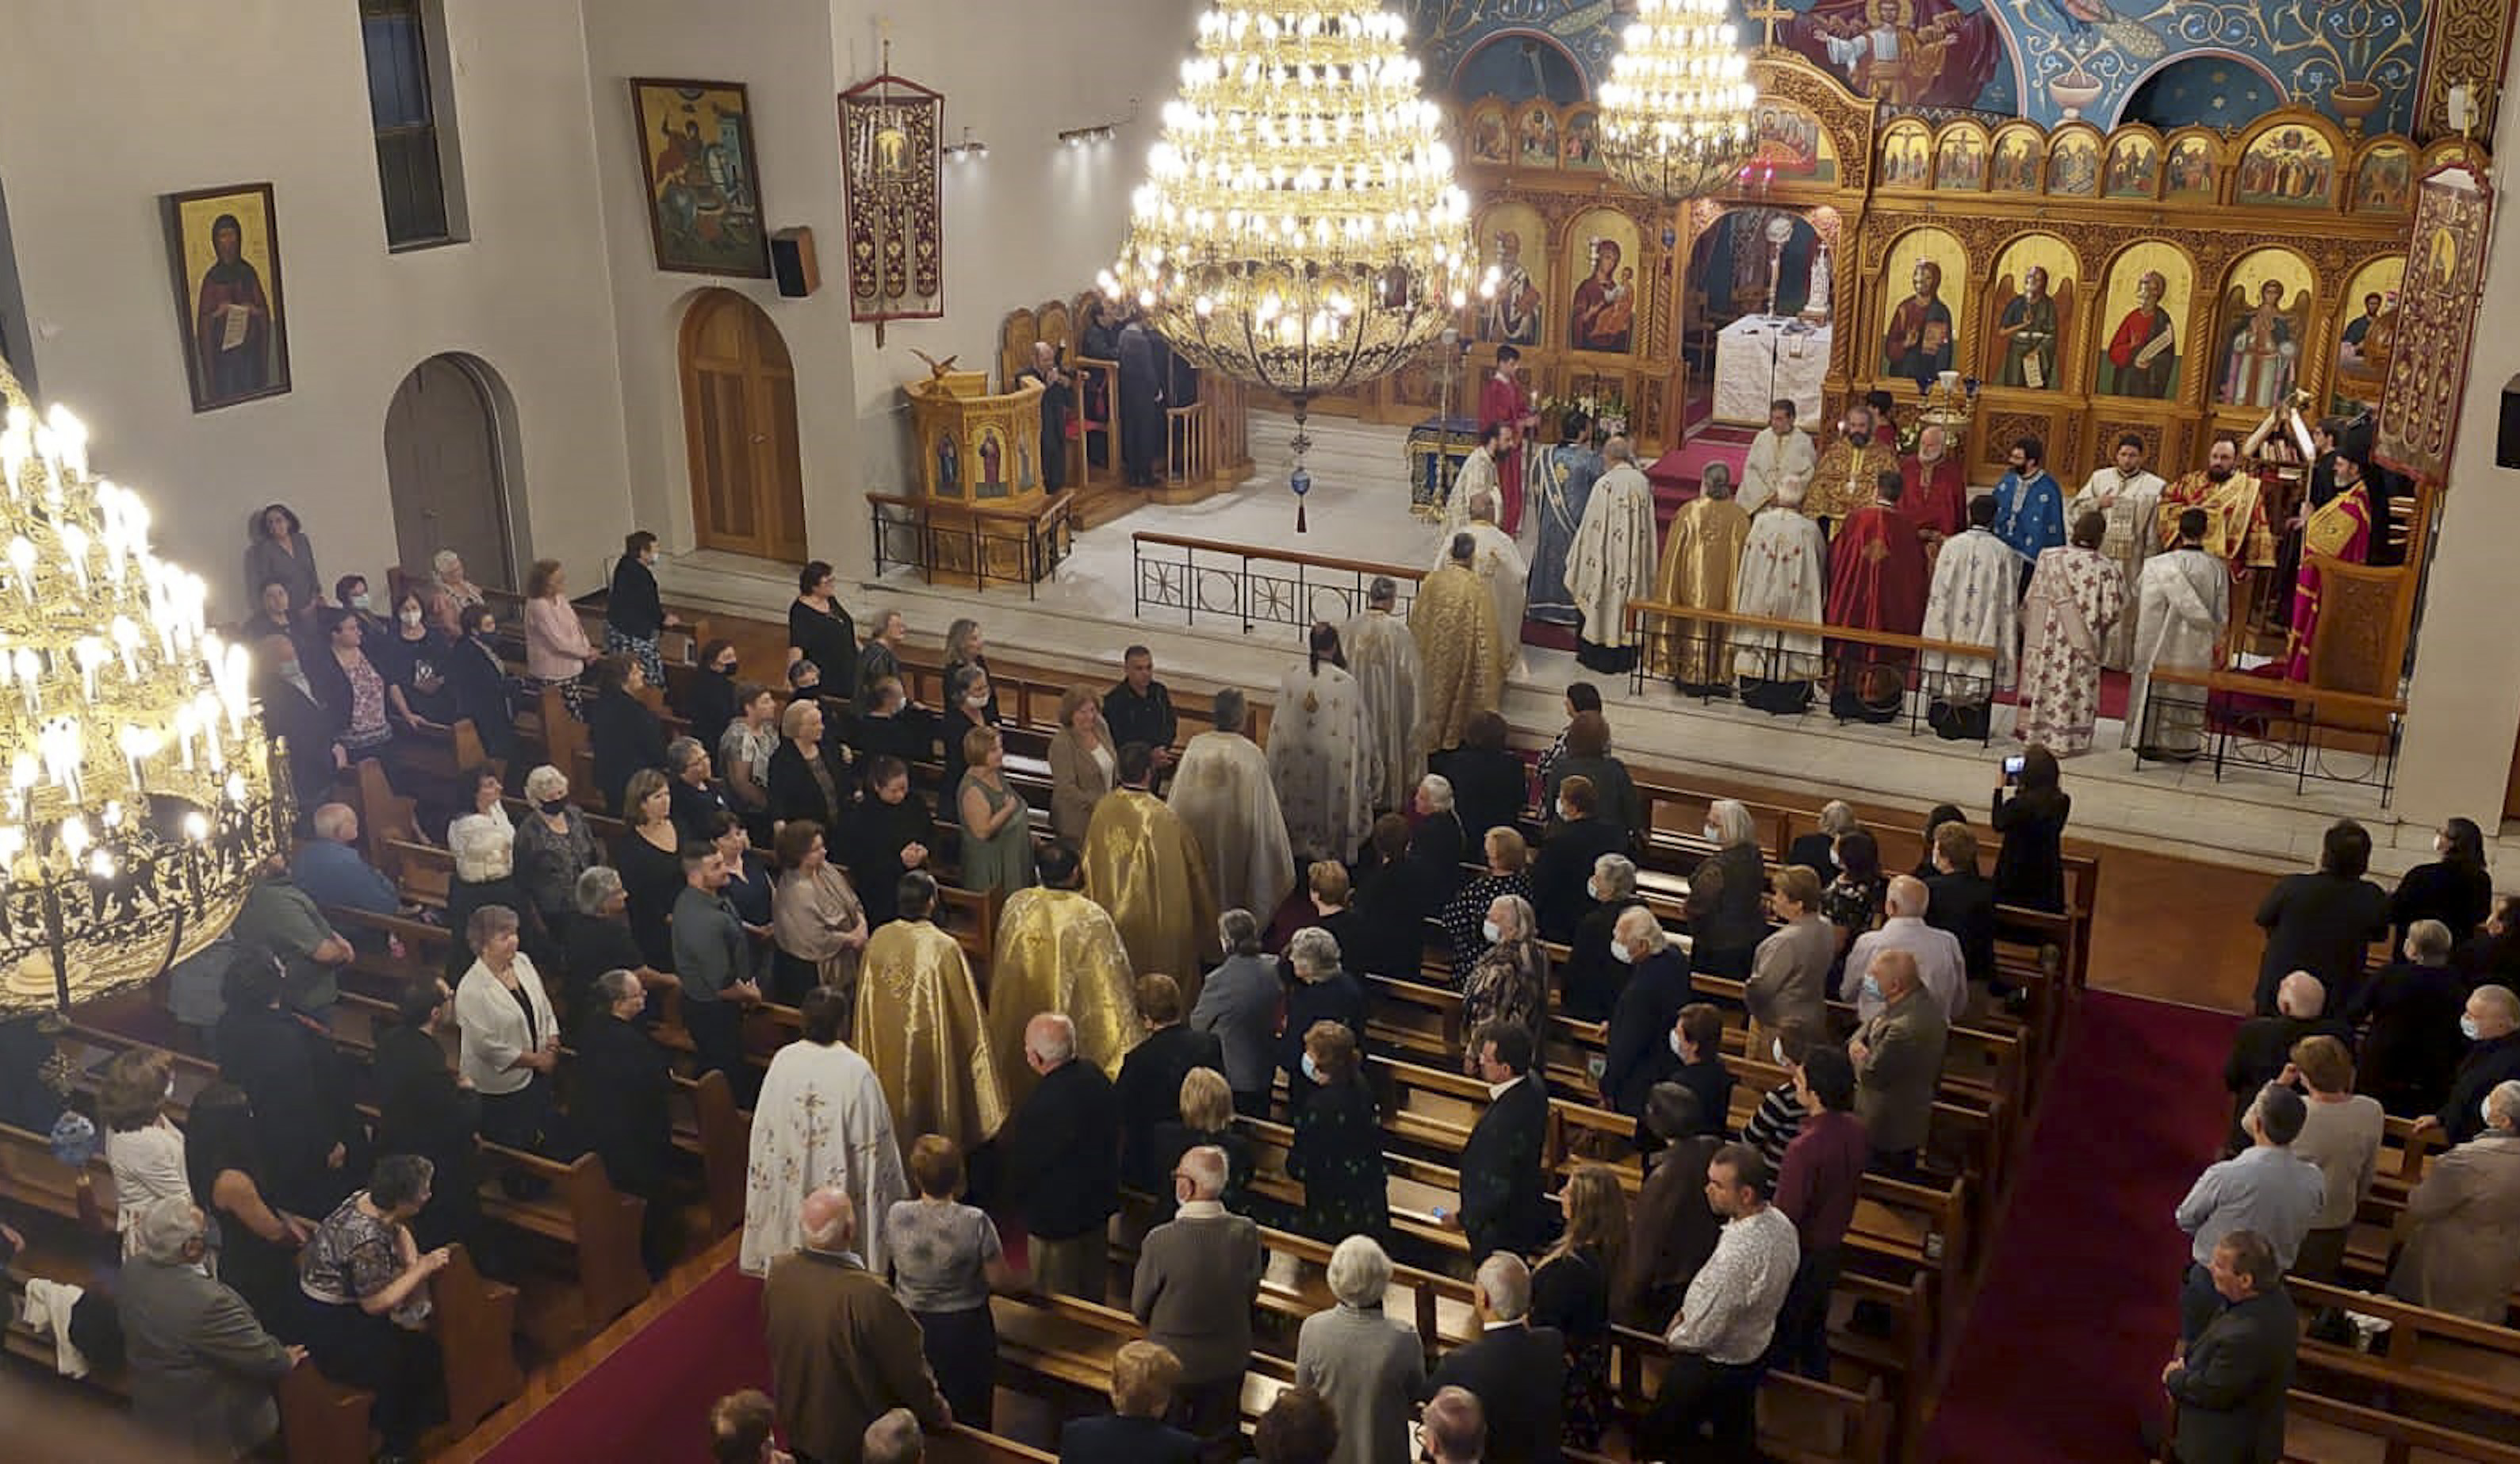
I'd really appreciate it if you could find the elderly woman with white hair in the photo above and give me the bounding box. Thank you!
[1459,894,1550,1072]
[1788,798,1858,883]
[428,548,486,611]
[514,763,603,939]
[1405,772,1469,917]
[454,904,566,1158]
[563,864,663,1016]
[1691,797,1772,978]
[1294,1234,1424,1464]
[1563,853,1649,1021]
[1281,926,1366,1110]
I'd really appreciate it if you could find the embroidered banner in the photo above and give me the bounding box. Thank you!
[2376,163,2491,482]
[838,72,944,337]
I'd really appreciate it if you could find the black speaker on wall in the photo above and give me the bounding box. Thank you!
[2498,377,2520,469]
[771,227,819,298]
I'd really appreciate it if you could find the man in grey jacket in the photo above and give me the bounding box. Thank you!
[1132,1144,1265,1458]
[117,1196,300,1460]
[1848,949,1949,1177]
[1295,1236,1427,1464]
[1189,909,1283,1117]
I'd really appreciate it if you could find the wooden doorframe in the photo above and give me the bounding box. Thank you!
[676,288,807,561]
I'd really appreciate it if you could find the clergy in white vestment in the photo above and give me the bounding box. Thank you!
[2070,432,2167,670]
[1431,489,1529,680]
[1168,688,1296,923]
[1564,435,1661,674]
[739,986,908,1276]
[1917,495,2020,707]
[2125,507,2231,756]
[1729,477,1829,701]
[2014,511,2128,756]
[1737,399,1818,515]
[1269,624,1377,863]
[1439,420,1507,541]
[1342,578,1424,811]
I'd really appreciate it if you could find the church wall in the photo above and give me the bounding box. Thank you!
[0,0,633,615]
[2396,23,2520,827]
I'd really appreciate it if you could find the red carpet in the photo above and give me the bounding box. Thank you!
[1926,991,2239,1462]
[482,1259,766,1462]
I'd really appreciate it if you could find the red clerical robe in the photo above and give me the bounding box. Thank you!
[1477,372,1528,535]
[1826,504,1930,674]
[1901,454,1969,548]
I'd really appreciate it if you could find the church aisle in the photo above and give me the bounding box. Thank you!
[1925,990,2239,1462]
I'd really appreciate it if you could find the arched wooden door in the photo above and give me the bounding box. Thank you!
[384,354,515,589]
[680,290,808,561]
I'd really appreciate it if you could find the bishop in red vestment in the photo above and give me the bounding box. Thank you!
[1901,423,1970,555]
[1478,346,1533,534]
[1826,469,1931,711]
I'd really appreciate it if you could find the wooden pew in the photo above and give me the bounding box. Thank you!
[472,1143,652,1332]
[2283,1389,2520,1463]
[2284,1277,2520,1448]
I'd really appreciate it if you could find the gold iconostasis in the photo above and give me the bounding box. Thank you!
[1310,52,2478,483]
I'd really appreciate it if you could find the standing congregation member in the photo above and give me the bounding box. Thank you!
[852,610,908,717]
[1600,907,1695,1122]
[1747,865,1833,1049]
[887,1135,1017,1429]
[1270,623,1374,864]
[956,726,1035,896]
[1565,435,1659,673]
[2251,818,2390,1015]
[117,1197,298,1461]
[1427,1254,1565,1464]
[2162,1230,2298,1464]
[1287,1021,1388,1242]
[1169,688,1294,927]
[1280,927,1366,1110]
[454,905,568,1158]
[1640,1144,1799,1461]
[1189,909,1279,1116]
[1103,646,1179,776]
[428,549,485,611]
[742,987,906,1277]
[1533,1167,1626,1450]
[2173,1083,2323,1343]
[574,968,682,1273]
[2392,816,2494,945]
[2388,1079,2520,1321]
[242,503,320,617]
[1114,974,1225,1191]
[2285,1034,2383,1282]
[1848,950,1947,1178]
[603,530,683,688]
[1453,1022,1550,1261]
[522,558,598,710]
[1001,1013,1121,1302]
[1058,1341,1200,1464]
[1295,1236,1423,1464]
[762,1187,949,1464]
[2417,984,2520,1145]
[770,820,867,1003]
[675,840,762,1100]
[1047,685,1117,843]
[1770,1048,1866,1380]
[1132,1144,1265,1458]
[586,655,669,815]
[2350,920,2471,1117]
[683,638,743,759]
[1842,875,1967,1023]
[788,561,858,703]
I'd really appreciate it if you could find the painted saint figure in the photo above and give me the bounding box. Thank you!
[2100,270,2177,400]
[1881,260,1953,383]
[195,213,276,402]
[1994,266,2059,390]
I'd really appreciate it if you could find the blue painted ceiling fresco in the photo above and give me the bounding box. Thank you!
[1400,0,2423,133]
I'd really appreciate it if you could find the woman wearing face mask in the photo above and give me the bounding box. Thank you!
[515,764,603,945]
[681,638,742,757]
[381,590,451,734]
[1690,799,1771,979]
[1285,1021,1388,1243]
[252,632,347,817]
[442,600,517,762]
[941,617,998,723]
[1561,853,1648,1022]
[1440,827,1531,981]
[1458,895,1549,1075]
[2391,816,2493,949]
[1599,906,1691,1125]
[1739,1018,1817,1177]
[604,530,684,691]
[940,663,1001,794]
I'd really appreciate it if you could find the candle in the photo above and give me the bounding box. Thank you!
[12,648,36,716]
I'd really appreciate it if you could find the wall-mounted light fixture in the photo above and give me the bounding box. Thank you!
[1058,97,1138,148]
[944,126,988,162]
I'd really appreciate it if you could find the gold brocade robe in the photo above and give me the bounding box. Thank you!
[1081,788,1220,998]
[2157,470,2277,569]
[986,887,1143,1109]
[1648,495,1753,684]
[852,919,1006,1152]
[1805,438,1901,527]
[1409,563,1505,750]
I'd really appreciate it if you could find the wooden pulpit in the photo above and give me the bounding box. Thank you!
[898,370,1061,588]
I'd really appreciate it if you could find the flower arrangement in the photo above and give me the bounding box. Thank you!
[1532,389,1631,439]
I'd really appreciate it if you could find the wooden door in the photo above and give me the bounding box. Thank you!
[680,290,808,561]
[384,355,514,588]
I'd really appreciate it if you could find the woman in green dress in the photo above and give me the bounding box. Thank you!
[956,724,1035,895]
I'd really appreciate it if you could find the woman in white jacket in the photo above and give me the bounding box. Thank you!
[454,903,565,1155]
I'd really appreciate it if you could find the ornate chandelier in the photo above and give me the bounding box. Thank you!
[1101,0,1473,525]
[1597,0,1759,203]
[0,358,287,1015]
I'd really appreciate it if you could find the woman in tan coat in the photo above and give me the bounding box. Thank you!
[1046,685,1116,841]
[2388,1079,2520,1321]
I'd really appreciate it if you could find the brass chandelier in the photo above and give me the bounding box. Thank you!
[1598,0,1759,203]
[1101,0,1474,523]
[0,358,289,1015]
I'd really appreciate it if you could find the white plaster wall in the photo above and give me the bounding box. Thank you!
[2397,20,2520,826]
[0,0,632,615]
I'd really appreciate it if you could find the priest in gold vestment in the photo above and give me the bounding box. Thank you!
[853,870,1006,1153]
[2157,437,2276,575]
[1169,688,1296,930]
[1805,403,1902,533]
[1648,462,1753,690]
[1411,531,1507,752]
[986,839,1140,1109]
[1083,742,1221,993]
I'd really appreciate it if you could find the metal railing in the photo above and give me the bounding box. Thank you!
[1131,531,1426,635]
[1622,600,2000,742]
[2136,667,2404,803]
[868,491,1074,598]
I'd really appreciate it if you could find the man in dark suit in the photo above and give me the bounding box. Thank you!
[2221,972,2352,1149]
[251,634,344,820]
[1000,1012,1122,1303]
[1530,776,1630,944]
[372,975,483,1257]
[1114,972,1226,1192]
[2416,983,2520,1146]
[573,968,681,1274]
[1599,909,1697,1125]
[1922,822,2000,993]
[1453,1022,1550,1261]
[763,1187,950,1464]
[1426,1252,1566,1464]
[2163,1228,2297,1464]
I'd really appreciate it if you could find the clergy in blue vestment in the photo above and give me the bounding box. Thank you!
[1989,434,2066,596]
[1526,410,1603,626]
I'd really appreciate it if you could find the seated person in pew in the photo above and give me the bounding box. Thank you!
[1189,909,1282,1118]
[1285,1022,1389,1245]
[1130,1144,1265,1458]
[1560,853,1648,1023]
[1533,1165,1628,1452]
[1616,1083,1725,1328]
[1638,1144,1798,1461]
[1448,1022,1553,1262]
[1420,1386,1486,1464]
[707,1388,793,1464]
[573,968,683,1278]
[2387,1077,2520,1324]
[298,1154,453,1464]
[1057,1339,1201,1464]
[763,1186,950,1464]
[1293,1236,1423,1464]
[744,987,906,1279]
[1771,1047,1867,1383]
[116,1195,300,1462]
[371,978,484,1262]
[291,802,409,939]
[1247,1388,1339,1464]
[1426,1253,1565,1464]
[1599,906,1695,1132]
[1738,1018,1817,1180]
[887,1134,1021,1432]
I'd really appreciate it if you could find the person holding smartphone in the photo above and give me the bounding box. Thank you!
[1991,744,2071,949]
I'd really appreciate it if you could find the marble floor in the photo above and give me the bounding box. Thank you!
[658,411,2434,881]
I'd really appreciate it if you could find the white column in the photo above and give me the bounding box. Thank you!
[2399,28,2520,825]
